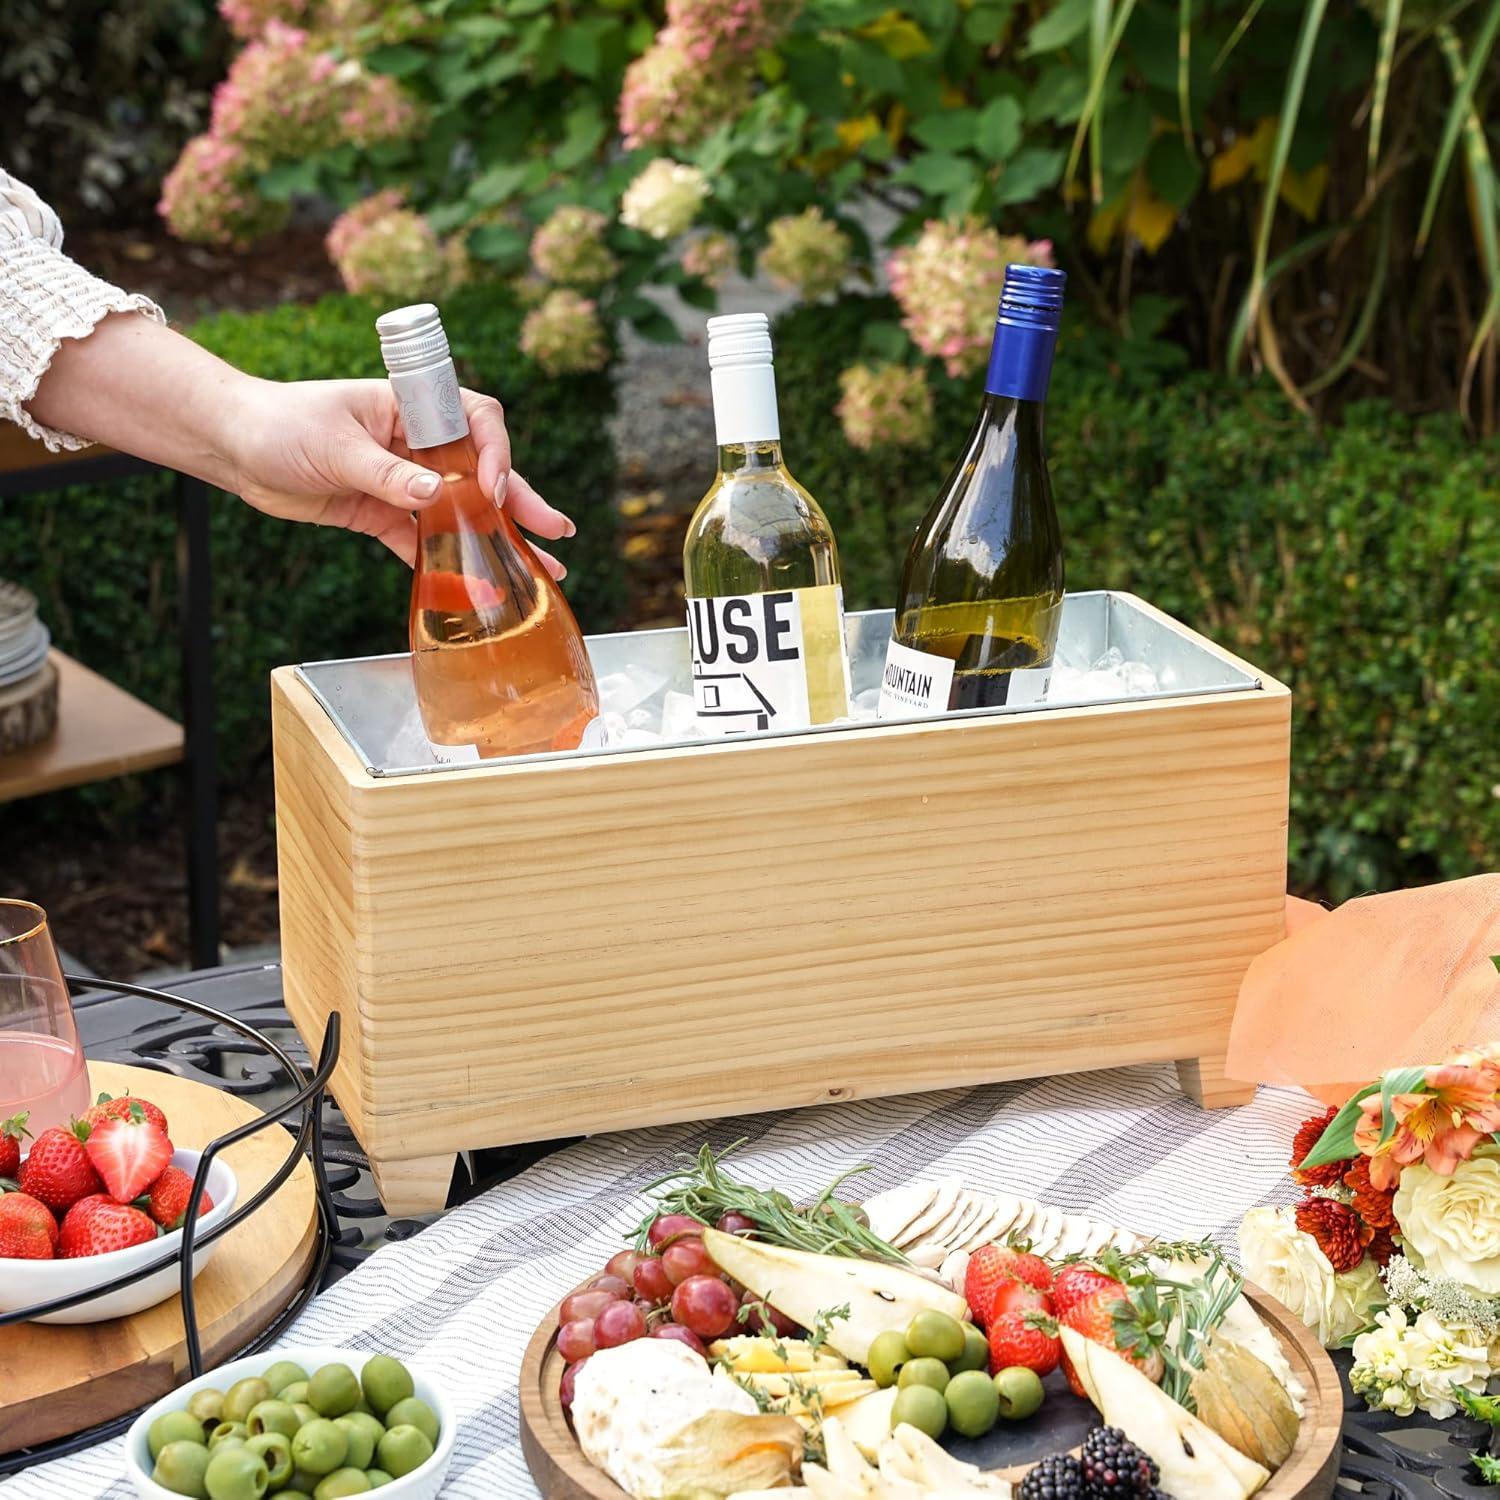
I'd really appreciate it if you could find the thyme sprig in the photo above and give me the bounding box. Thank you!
[630,1141,907,1264]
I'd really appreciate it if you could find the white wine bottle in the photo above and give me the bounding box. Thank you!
[879,265,1066,718]
[683,312,850,734]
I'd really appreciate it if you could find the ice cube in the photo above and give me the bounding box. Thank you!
[597,665,670,717]
[1093,645,1125,673]
[852,686,881,714]
[1119,660,1159,695]
[660,690,700,741]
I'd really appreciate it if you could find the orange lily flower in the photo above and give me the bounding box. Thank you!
[1353,1061,1500,1190]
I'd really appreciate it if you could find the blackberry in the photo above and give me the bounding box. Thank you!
[1081,1425,1161,1498]
[1020,1453,1086,1500]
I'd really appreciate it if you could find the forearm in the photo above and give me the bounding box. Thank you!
[24,313,259,488]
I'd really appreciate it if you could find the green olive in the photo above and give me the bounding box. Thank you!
[151,1409,208,1459]
[308,1364,362,1419]
[243,1432,294,1489]
[209,1422,249,1451]
[313,1469,372,1498]
[359,1355,414,1418]
[261,1361,309,1396]
[291,1403,320,1429]
[994,1365,1046,1421]
[376,1424,434,1480]
[222,1378,273,1426]
[153,1439,212,1497]
[866,1330,912,1389]
[890,1383,948,1441]
[945,1369,1001,1438]
[188,1389,225,1429]
[951,1324,990,1375]
[381,1397,438,1445]
[896,1357,950,1394]
[247,1399,300,1439]
[904,1309,967,1364]
[278,1381,310,1406]
[363,1472,393,1489]
[333,1415,378,1471]
[203,1443,270,1500]
[291,1418,350,1477]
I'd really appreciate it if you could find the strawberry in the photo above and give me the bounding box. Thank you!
[58,1195,158,1258]
[966,1244,1054,1328]
[987,1309,1061,1378]
[84,1112,173,1204]
[146,1166,214,1230]
[80,1093,169,1137]
[990,1278,1051,1321]
[18,1124,103,1213]
[1052,1263,1126,1320]
[0,1112,30,1179]
[0,1191,58,1259]
[1059,1288,1165,1396]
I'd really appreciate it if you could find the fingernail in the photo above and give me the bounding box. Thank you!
[407,473,439,501]
[557,565,568,580]
[563,517,577,538]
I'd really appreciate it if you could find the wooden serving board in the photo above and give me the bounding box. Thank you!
[0,1063,320,1455]
[519,1285,1341,1500]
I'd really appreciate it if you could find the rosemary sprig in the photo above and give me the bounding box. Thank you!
[629,1141,907,1264]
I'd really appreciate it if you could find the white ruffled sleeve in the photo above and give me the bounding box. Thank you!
[0,166,166,451]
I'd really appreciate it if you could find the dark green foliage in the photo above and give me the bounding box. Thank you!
[0,287,620,779]
[774,297,1500,899]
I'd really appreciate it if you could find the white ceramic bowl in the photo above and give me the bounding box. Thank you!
[2,1148,238,1324]
[125,1345,457,1500]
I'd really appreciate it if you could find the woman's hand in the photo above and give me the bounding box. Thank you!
[230,378,576,572]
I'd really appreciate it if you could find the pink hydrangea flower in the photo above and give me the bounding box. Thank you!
[520,290,609,376]
[618,26,752,150]
[326,194,458,302]
[836,363,934,451]
[758,207,851,301]
[680,231,737,286]
[217,0,305,41]
[529,205,619,288]
[665,0,802,61]
[157,134,288,247]
[888,218,1055,377]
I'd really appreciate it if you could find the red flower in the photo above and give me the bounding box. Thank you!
[1290,1106,1352,1187]
[1363,1226,1398,1266]
[1294,1197,1367,1273]
[1343,1156,1397,1232]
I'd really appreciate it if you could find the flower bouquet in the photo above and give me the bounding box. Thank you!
[1239,1041,1500,1479]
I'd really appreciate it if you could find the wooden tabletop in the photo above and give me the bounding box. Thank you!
[0,651,182,802]
[0,424,114,477]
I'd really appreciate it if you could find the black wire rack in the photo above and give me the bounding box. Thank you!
[0,975,341,1475]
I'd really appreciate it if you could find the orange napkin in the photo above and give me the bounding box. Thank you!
[1226,875,1500,1104]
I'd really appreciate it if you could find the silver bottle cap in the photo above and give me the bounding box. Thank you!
[375,304,467,449]
[376,303,452,376]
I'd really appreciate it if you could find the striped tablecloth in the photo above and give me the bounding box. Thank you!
[7,1063,1312,1499]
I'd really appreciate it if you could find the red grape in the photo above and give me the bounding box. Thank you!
[648,1213,703,1249]
[716,1211,757,1236]
[557,1318,597,1362]
[651,1323,708,1357]
[671,1275,739,1339]
[662,1238,715,1286]
[560,1360,585,1410]
[594,1300,647,1348]
[606,1249,641,1283]
[739,1290,800,1339]
[559,1289,619,1324]
[589,1273,633,1300]
[633,1256,674,1303]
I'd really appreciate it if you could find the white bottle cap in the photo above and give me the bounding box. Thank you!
[706,313,779,445]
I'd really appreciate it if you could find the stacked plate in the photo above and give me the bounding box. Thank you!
[0,580,50,689]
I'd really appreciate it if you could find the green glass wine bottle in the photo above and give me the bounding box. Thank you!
[682,312,850,734]
[879,265,1066,718]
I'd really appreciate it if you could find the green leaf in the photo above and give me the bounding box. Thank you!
[451,15,511,41]
[1378,1064,1428,1146]
[465,223,528,267]
[910,108,979,151]
[257,160,321,201]
[859,321,911,360]
[558,24,602,77]
[1367,0,1403,175]
[1025,0,1091,54]
[364,43,427,77]
[977,95,1024,160]
[677,280,718,311]
[1147,134,1203,208]
[1417,0,1500,249]
[1493,955,1500,972]
[966,0,1015,43]
[1026,64,1088,123]
[505,0,551,12]
[895,151,979,194]
[1063,0,1141,190]
[1457,1388,1500,1424]
[1300,200,1391,397]
[626,304,683,343]
[1213,0,1269,71]
[1226,225,1339,373]
[469,162,530,207]
[1177,0,1195,149]
[1102,92,1153,177]
[1474,1454,1500,1483]
[994,146,1067,204]
[554,103,606,170]
[1298,1082,1380,1169]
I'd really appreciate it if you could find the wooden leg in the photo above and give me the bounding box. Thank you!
[1176,1055,1257,1109]
[368,1151,458,1216]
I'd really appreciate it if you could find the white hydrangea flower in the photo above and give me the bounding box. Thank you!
[619,159,709,240]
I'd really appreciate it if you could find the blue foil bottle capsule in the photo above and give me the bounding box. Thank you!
[984,264,1067,404]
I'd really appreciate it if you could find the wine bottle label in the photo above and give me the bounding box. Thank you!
[578,717,608,749]
[429,740,482,764]
[1004,667,1051,706]
[686,585,850,734]
[876,638,957,720]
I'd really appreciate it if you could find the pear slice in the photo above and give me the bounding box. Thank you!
[703,1228,969,1366]
[1059,1327,1270,1500]
[839,1388,898,1462]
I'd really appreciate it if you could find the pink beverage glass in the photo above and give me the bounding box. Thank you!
[0,900,90,1140]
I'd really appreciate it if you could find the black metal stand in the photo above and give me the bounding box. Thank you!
[0,975,340,1475]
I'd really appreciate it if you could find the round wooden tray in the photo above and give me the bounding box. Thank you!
[519,1279,1341,1500]
[0,1062,320,1457]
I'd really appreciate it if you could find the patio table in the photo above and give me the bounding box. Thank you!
[4,962,1488,1498]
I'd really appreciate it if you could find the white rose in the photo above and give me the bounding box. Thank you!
[1239,1207,1385,1346]
[1394,1156,1500,1295]
[619,159,709,240]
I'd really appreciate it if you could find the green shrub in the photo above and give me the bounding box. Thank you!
[0,286,620,778]
[775,296,1500,899]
